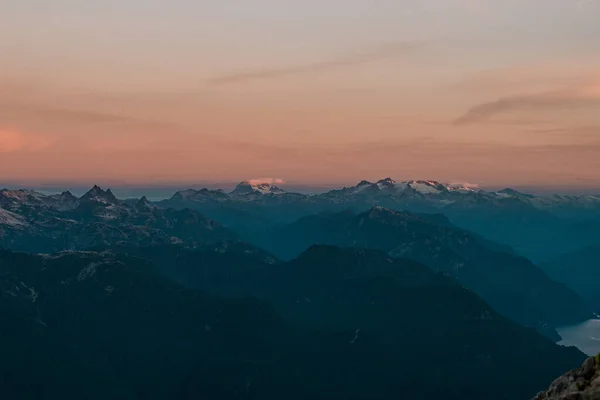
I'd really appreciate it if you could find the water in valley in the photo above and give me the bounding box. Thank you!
[558,319,600,356]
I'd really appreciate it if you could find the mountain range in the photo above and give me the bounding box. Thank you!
[1,182,596,338]
[1,180,599,399]
[0,186,238,253]
[5,179,599,264]
[159,178,600,262]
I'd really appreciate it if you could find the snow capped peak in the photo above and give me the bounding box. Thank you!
[407,180,446,194]
[446,182,479,192]
[347,178,485,196]
[376,178,396,189]
[377,177,396,184]
[446,185,477,193]
[349,178,458,195]
[347,180,376,194]
[414,180,444,187]
[231,180,285,196]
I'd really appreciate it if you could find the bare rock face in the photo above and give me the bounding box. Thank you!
[534,355,600,400]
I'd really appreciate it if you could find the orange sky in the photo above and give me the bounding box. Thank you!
[1,1,600,189]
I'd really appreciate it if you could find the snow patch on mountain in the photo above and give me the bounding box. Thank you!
[231,180,285,196]
[408,181,443,195]
[447,182,479,193]
[0,207,27,227]
[353,180,374,193]
[376,178,396,190]
[1,189,80,211]
[0,189,45,202]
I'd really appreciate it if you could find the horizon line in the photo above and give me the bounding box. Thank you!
[2,179,599,198]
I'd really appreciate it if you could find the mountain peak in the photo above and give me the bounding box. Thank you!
[231,180,284,196]
[81,185,118,203]
[377,177,396,184]
[45,190,80,211]
[375,177,397,189]
[171,189,198,200]
[135,196,155,211]
[82,185,103,196]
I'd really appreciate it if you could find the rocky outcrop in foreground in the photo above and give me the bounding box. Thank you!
[534,354,600,399]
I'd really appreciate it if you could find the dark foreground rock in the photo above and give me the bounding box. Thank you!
[534,354,600,399]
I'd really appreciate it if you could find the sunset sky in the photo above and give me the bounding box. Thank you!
[1,0,600,190]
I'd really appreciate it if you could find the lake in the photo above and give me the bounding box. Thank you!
[557,319,600,356]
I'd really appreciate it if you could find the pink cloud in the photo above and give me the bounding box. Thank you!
[0,129,55,153]
[246,178,286,186]
[455,81,600,125]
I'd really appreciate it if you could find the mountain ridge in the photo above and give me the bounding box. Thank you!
[1,245,586,400]
[155,178,600,261]
[0,185,239,253]
[257,206,592,340]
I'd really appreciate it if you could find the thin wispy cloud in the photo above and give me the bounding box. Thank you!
[207,41,422,86]
[0,78,171,127]
[455,83,600,125]
[528,125,600,141]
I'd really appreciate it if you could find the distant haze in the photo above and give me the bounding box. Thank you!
[1,1,599,189]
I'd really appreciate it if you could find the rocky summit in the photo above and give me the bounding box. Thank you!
[534,355,600,400]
